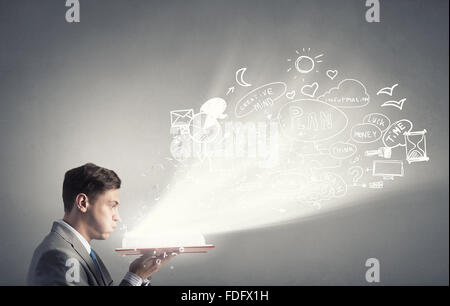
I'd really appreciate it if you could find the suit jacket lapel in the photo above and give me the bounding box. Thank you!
[92,250,113,286]
[51,222,105,286]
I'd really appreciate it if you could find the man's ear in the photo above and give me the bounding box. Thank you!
[74,193,89,213]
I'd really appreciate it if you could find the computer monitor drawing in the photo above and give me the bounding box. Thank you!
[372,160,404,180]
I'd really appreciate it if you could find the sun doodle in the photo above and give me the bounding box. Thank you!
[287,48,324,80]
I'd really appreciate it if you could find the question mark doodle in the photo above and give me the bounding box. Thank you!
[348,166,364,186]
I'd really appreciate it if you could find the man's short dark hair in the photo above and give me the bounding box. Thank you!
[62,163,121,213]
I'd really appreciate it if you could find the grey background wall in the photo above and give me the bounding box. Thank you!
[0,0,448,285]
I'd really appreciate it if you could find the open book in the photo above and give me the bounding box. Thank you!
[115,230,214,255]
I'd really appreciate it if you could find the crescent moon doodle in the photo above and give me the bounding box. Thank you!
[235,67,252,87]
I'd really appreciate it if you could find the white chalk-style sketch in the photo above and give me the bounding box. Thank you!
[271,170,346,204]
[278,99,349,143]
[368,181,384,189]
[287,48,324,80]
[170,109,194,131]
[315,143,330,154]
[351,123,383,144]
[376,83,398,96]
[180,126,190,135]
[363,113,391,132]
[198,120,280,165]
[382,119,413,148]
[320,172,347,198]
[381,98,407,110]
[350,154,362,164]
[364,147,392,159]
[318,79,370,108]
[348,166,364,186]
[235,82,287,118]
[404,129,430,164]
[300,82,319,98]
[295,54,322,73]
[200,97,227,129]
[329,142,357,160]
[164,47,434,235]
[372,160,404,180]
[326,69,338,80]
[189,112,222,144]
[235,67,252,87]
[286,90,296,99]
[169,128,194,161]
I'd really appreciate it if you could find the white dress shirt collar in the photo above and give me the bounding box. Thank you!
[56,219,91,254]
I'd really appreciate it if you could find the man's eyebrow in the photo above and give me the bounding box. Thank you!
[109,200,120,205]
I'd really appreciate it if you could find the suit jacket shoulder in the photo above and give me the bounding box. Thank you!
[27,222,109,286]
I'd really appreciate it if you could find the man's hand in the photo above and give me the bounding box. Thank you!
[128,250,176,280]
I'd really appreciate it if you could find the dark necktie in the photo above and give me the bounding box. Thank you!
[90,249,105,285]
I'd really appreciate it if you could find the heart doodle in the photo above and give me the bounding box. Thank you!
[286,90,296,99]
[300,82,319,98]
[326,70,338,80]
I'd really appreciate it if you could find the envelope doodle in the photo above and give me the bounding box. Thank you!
[170,109,194,128]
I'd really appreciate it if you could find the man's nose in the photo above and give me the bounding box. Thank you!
[113,211,121,223]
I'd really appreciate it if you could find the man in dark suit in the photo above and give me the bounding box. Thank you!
[27,163,174,286]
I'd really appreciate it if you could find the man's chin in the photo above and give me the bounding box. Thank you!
[97,233,111,240]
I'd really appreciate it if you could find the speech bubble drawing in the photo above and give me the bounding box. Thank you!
[318,79,370,108]
[329,142,357,159]
[234,82,287,118]
[382,119,413,148]
[351,123,383,144]
[363,113,391,132]
[278,99,348,142]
